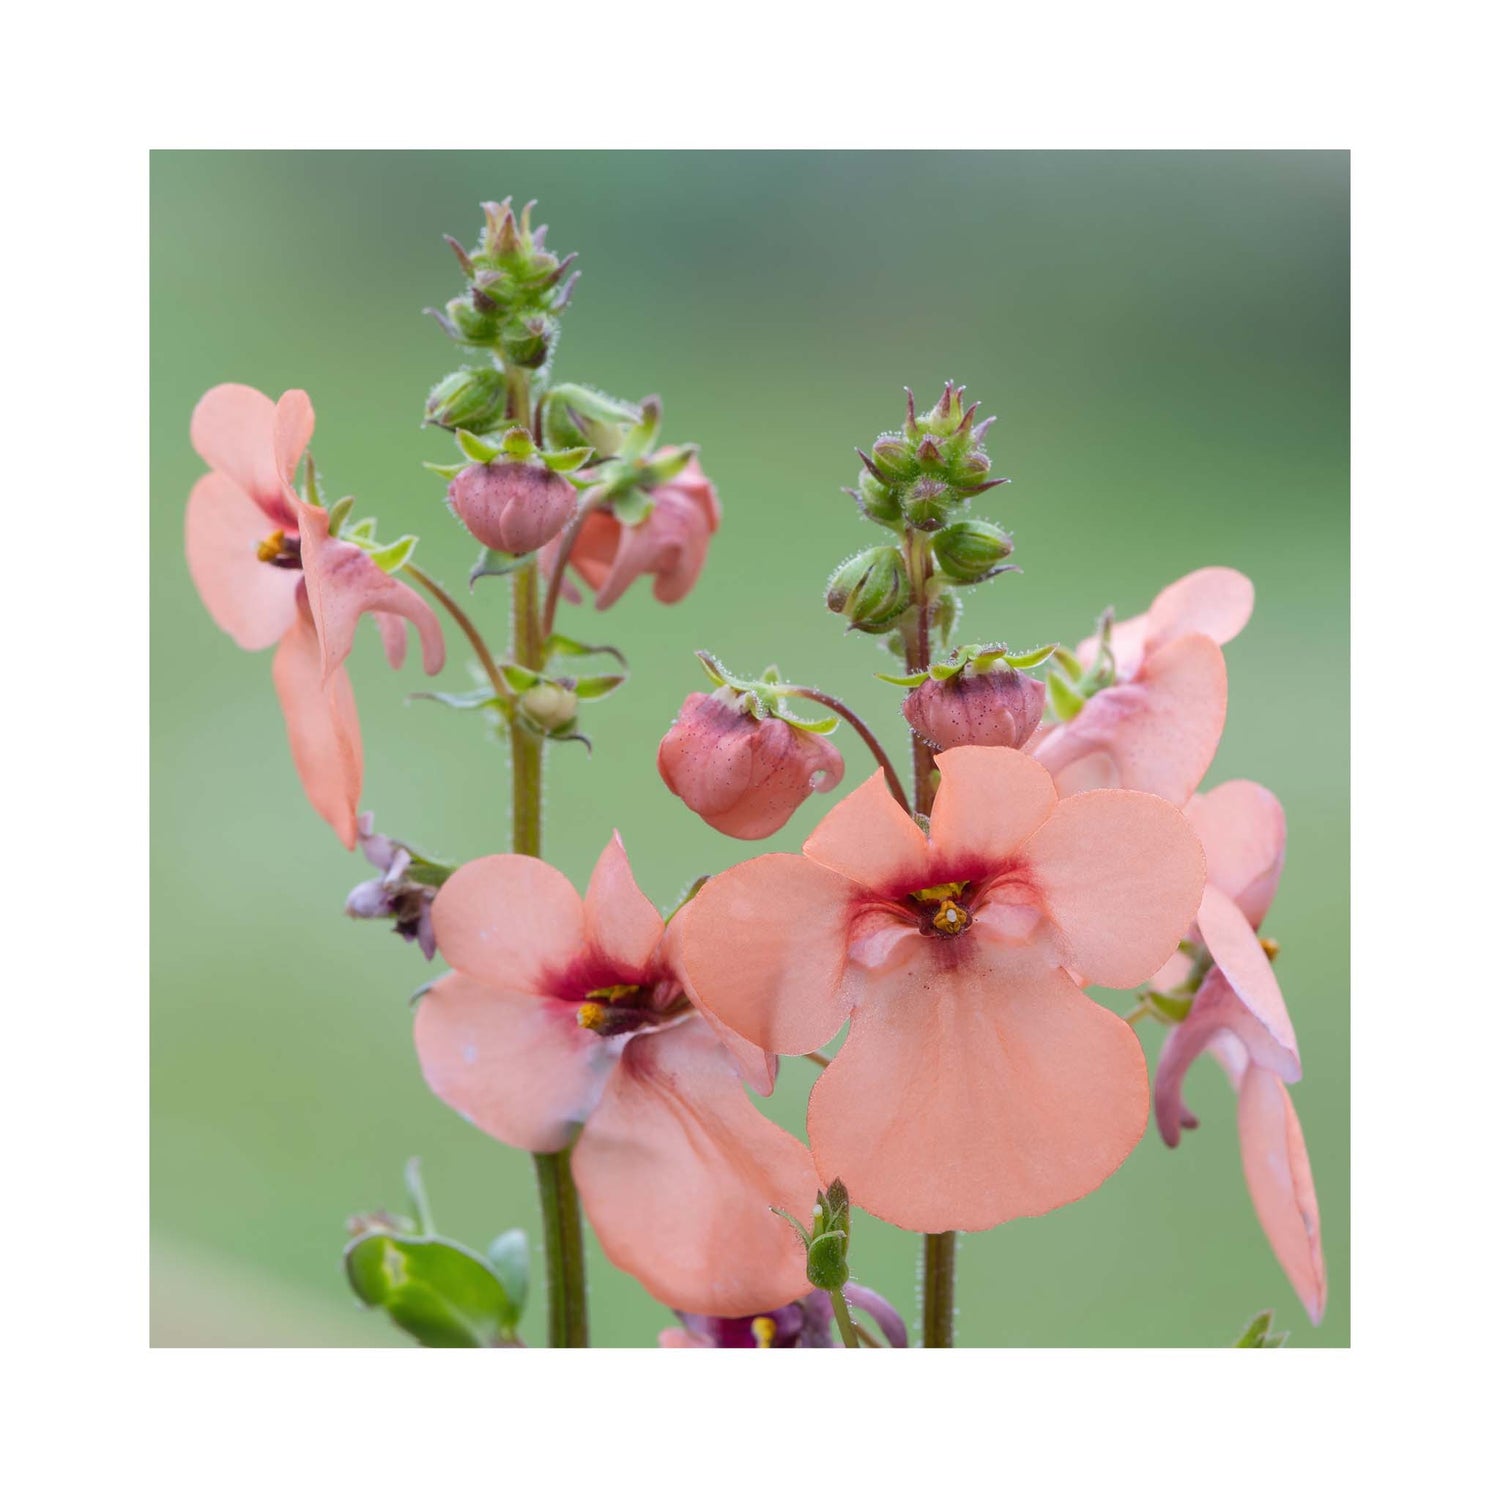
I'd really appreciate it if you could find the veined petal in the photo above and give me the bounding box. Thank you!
[432,854,587,992]
[413,972,614,1153]
[1238,1066,1327,1325]
[185,472,300,650]
[583,832,664,973]
[190,383,298,526]
[271,603,362,848]
[1036,633,1228,807]
[802,770,931,892]
[808,949,1147,1232]
[928,746,1056,871]
[1188,780,1286,929]
[673,853,860,1056]
[572,1020,818,1317]
[1021,789,1205,988]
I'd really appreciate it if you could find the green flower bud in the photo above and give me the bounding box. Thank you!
[446,292,505,347]
[826,546,911,632]
[901,476,961,532]
[425,367,509,433]
[518,681,579,734]
[502,314,555,370]
[932,519,1015,584]
[542,384,639,460]
[856,470,903,526]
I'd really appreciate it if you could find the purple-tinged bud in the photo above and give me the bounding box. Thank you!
[932,519,1014,584]
[826,546,911,630]
[447,459,576,554]
[425,367,509,432]
[902,663,1046,751]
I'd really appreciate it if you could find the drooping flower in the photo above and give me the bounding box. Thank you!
[660,1284,908,1348]
[1152,779,1326,1324]
[413,833,819,1316]
[447,457,577,554]
[902,662,1046,751]
[184,384,446,847]
[1032,567,1253,806]
[344,813,445,959]
[675,747,1206,1233]
[658,690,845,839]
[541,451,720,610]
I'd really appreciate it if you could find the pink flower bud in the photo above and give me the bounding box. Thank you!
[902,665,1046,751]
[658,692,845,840]
[447,459,576,554]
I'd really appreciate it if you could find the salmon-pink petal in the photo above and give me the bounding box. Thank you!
[649,494,714,604]
[374,611,409,671]
[1145,566,1255,655]
[190,384,293,524]
[802,770,931,892]
[583,832,664,973]
[431,854,586,992]
[272,389,316,492]
[1197,884,1299,1063]
[808,950,1146,1232]
[294,501,446,680]
[674,854,860,1056]
[1035,633,1228,807]
[271,604,362,848]
[929,746,1056,870]
[413,972,613,1153]
[185,473,300,650]
[1021,789,1206,988]
[1188,780,1286,928]
[593,513,662,610]
[572,1020,818,1317]
[658,1328,713,1349]
[1238,1066,1326,1324]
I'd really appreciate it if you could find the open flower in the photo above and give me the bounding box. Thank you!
[541,451,720,610]
[184,384,445,847]
[660,1284,908,1348]
[1152,780,1326,1323]
[675,747,1205,1232]
[1033,567,1253,806]
[413,833,818,1316]
[658,690,845,839]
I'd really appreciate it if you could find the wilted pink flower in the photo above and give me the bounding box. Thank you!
[1033,567,1253,806]
[1153,780,1326,1324]
[184,384,445,847]
[413,833,818,1316]
[660,1284,908,1348]
[676,747,1205,1232]
[658,691,845,839]
[542,451,720,610]
[344,813,440,959]
[447,458,576,554]
[902,664,1046,751]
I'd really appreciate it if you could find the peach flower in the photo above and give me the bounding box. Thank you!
[1153,780,1326,1324]
[675,747,1206,1232]
[658,691,845,839]
[184,384,445,847]
[413,833,818,1317]
[541,452,720,610]
[1033,567,1253,806]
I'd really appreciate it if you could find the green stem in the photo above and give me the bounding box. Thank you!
[902,527,956,1350]
[532,1148,589,1347]
[509,558,546,859]
[829,1286,861,1349]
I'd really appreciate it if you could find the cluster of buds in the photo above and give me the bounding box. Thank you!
[426,198,579,382]
[887,642,1055,751]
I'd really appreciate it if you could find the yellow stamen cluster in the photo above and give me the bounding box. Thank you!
[751,1316,777,1348]
[587,983,642,1004]
[931,897,970,935]
[1261,937,1281,963]
[576,1001,607,1031]
[256,529,286,563]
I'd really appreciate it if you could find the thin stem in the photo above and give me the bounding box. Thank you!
[1123,1000,1150,1028]
[782,686,911,814]
[829,1286,861,1349]
[509,558,545,860]
[902,526,956,1351]
[532,1148,589,1347]
[404,562,514,703]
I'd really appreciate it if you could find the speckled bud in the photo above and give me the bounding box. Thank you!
[902,664,1046,751]
[447,459,576,554]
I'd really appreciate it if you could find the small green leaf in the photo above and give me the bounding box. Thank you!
[498,426,538,459]
[773,705,839,734]
[611,487,653,527]
[345,1233,521,1347]
[540,446,593,473]
[423,460,467,481]
[412,687,503,711]
[806,1230,850,1292]
[1002,643,1059,670]
[303,454,322,508]
[875,669,930,688]
[326,494,356,537]
[470,547,523,588]
[368,535,418,573]
[573,674,627,700]
[1234,1310,1289,1348]
[345,517,377,544]
[929,660,963,681]
[486,1229,530,1319]
[1050,644,1084,682]
[1047,672,1087,722]
[547,634,627,667]
[1144,989,1195,1025]
[501,663,543,694]
[695,650,730,686]
[455,429,500,463]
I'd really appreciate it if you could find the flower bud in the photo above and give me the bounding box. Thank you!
[542,384,639,459]
[902,662,1046,751]
[825,547,911,632]
[658,691,844,839]
[901,476,961,532]
[518,680,579,734]
[932,519,1014,584]
[854,469,903,526]
[447,459,577,554]
[425,367,509,432]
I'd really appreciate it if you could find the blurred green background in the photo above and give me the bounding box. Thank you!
[151,151,1348,1348]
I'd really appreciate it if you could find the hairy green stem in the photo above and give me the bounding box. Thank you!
[829,1286,861,1349]
[532,1147,589,1347]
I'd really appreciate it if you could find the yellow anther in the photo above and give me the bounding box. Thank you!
[932,898,970,935]
[576,1001,607,1031]
[1261,937,1281,963]
[256,529,286,563]
[586,983,641,1005]
[751,1316,777,1348]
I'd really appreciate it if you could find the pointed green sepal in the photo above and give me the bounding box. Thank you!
[368,535,419,574]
